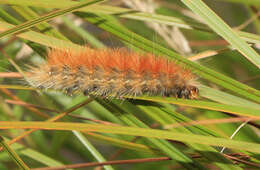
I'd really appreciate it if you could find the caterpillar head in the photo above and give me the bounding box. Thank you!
[176,86,199,99]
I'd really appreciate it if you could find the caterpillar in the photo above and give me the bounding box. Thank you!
[26,47,199,99]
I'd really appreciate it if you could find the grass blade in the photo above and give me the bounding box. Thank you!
[73,131,114,170]
[134,96,260,117]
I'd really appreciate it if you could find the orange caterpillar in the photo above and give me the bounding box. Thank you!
[26,47,199,99]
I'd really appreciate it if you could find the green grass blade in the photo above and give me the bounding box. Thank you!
[73,131,114,170]
[199,85,260,109]
[0,0,75,8]
[215,0,260,5]
[85,132,156,153]
[62,16,105,48]
[20,149,64,167]
[134,96,260,117]
[3,137,65,167]
[11,6,68,40]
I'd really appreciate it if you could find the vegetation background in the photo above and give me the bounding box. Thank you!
[0,0,259,169]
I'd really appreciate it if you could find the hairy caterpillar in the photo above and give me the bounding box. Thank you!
[26,47,199,99]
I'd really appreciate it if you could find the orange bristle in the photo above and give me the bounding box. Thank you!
[26,47,199,99]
